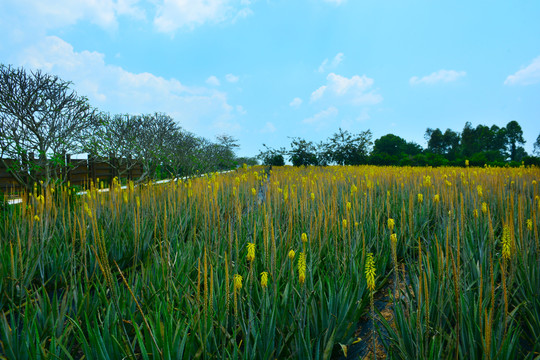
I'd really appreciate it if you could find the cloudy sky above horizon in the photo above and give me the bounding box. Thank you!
[1,0,539,157]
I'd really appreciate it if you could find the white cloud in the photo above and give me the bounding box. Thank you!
[236,105,247,115]
[356,108,370,122]
[261,122,276,133]
[206,75,220,86]
[2,0,145,31]
[504,56,540,85]
[153,0,252,33]
[317,59,328,73]
[225,73,239,83]
[310,86,327,102]
[16,36,239,135]
[409,69,466,85]
[323,0,346,5]
[310,73,382,105]
[303,107,339,127]
[289,97,303,108]
[318,52,344,73]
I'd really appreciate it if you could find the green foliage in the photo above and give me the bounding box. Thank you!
[289,138,319,166]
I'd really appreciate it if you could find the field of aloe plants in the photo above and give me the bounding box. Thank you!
[0,165,539,359]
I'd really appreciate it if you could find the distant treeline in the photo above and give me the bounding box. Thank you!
[258,122,540,167]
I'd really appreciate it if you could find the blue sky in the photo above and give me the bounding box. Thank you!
[1,0,539,157]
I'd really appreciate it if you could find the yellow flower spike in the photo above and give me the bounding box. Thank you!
[34,215,40,222]
[473,209,479,218]
[298,252,306,285]
[501,225,511,260]
[417,193,423,203]
[526,219,532,231]
[365,253,376,291]
[433,194,440,203]
[288,249,296,261]
[246,243,255,262]
[136,196,140,208]
[477,185,483,197]
[301,233,308,243]
[351,184,358,195]
[465,159,469,167]
[481,202,488,214]
[390,233,397,245]
[260,272,268,288]
[388,218,395,232]
[251,188,256,196]
[233,274,243,290]
[346,201,351,211]
[311,192,315,201]
[342,219,347,228]
[84,203,92,218]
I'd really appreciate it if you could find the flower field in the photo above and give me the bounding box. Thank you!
[0,165,539,359]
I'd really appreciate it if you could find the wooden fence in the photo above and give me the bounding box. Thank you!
[0,154,143,193]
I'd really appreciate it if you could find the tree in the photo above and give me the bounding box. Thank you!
[161,129,204,177]
[425,128,460,159]
[425,128,445,155]
[442,129,460,160]
[0,64,98,190]
[321,128,372,165]
[505,120,525,161]
[214,134,240,170]
[372,134,414,157]
[87,113,144,179]
[460,122,476,157]
[289,137,319,166]
[534,133,540,157]
[257,144,286,166]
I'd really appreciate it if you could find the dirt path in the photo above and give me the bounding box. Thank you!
[336,266,410,359]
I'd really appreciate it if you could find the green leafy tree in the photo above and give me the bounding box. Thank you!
[289,137,319,166]
[257,144,286,166]
[505,120,525,161]
[425,128,445,155]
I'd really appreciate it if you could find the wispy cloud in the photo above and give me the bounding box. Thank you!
[310,73,382,105]
[318,52,344,73]
[322,0,346,5]
[289,97,303,108]
[206,75,220,86]
[261,121,276,133]
[303,106,338,127]
[409,69,466,85]
[17,35,241,135]
[1,0,145,32]
[504,56,540,85]
[225,73,239,83]
[153,0,253,33]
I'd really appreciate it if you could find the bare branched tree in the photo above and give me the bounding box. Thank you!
[0,64,98,190]
[87,113,144,179]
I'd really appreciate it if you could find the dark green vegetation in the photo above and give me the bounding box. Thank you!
[259,123,540,167]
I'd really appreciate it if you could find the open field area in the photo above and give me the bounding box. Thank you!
[1,165,539,359]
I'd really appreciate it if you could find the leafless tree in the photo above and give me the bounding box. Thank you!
[0,64,98,190]
[87,113,144,179]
